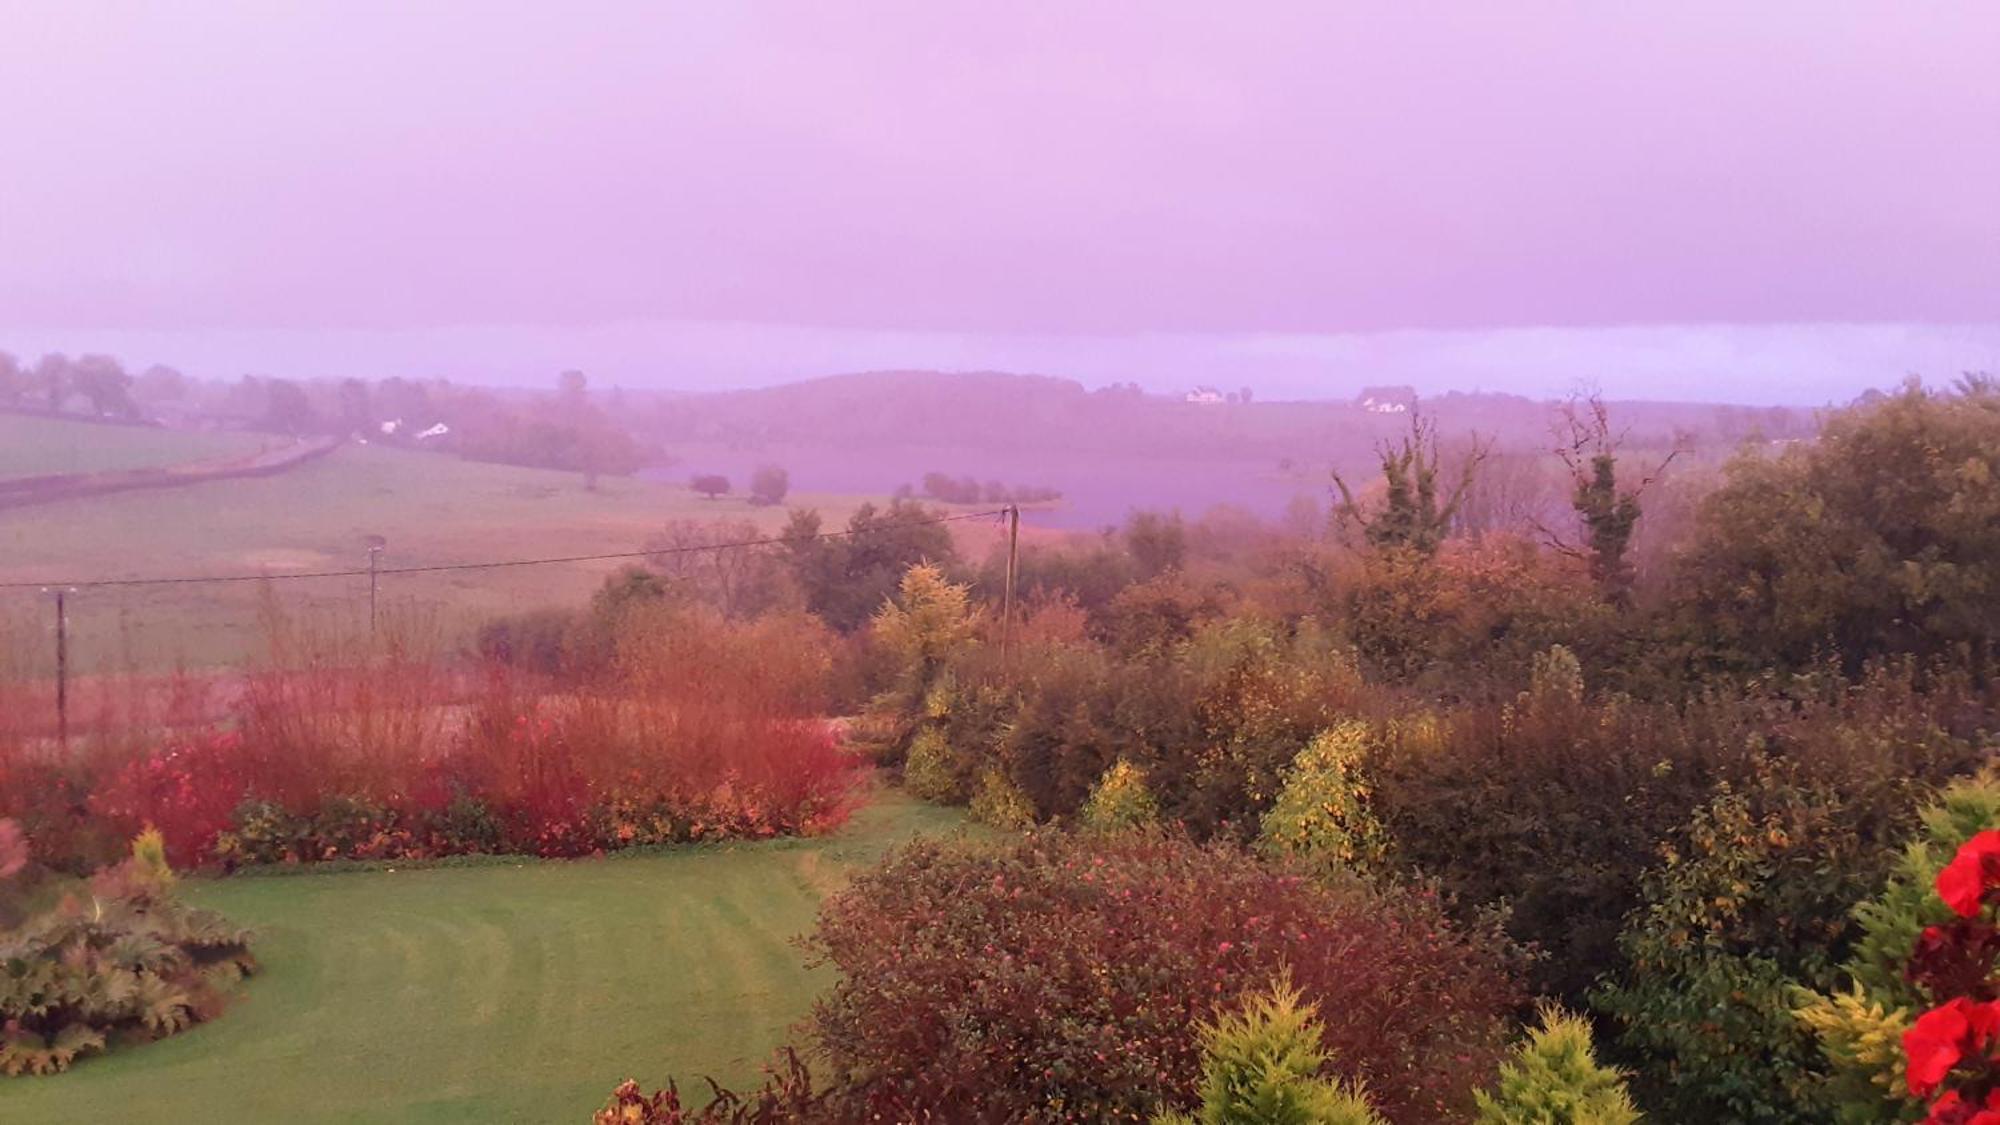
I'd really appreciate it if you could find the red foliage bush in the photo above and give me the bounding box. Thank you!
[803,831,1520,1123]
[12,609,861,871]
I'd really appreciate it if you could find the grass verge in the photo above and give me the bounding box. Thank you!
[0,788,974,1124]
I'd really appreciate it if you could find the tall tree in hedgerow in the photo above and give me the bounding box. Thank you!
[1332,411,1485,559]
[1543,393,1676,609]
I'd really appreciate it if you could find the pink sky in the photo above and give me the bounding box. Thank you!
[0,2,1994,400]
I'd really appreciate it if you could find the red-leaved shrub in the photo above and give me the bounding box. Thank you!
[803,831,1520,1123]
[15,607,861,870]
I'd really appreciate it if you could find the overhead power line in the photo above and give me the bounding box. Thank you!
[0,507,1012,591]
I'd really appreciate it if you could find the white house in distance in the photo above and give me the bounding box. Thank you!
[1357,385,1417,413]
[1185,385,1226,405]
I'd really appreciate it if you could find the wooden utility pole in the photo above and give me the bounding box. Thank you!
[50,588,70,746]
[1000,505,1020,668]
[365,536,387,639]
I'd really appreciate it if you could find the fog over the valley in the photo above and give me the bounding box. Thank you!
[2,321,1995,406]
[2,2,1994,405]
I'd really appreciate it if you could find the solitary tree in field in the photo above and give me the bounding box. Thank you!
[750,464,790,505]
[1332,411,1486,559]
[690,473,730,500]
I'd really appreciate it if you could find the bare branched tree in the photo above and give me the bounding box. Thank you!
[1537,392,1681,606]
[1331,411,1489,558]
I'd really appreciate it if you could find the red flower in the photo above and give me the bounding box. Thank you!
[1928,1088,2000,1125]
[1908,1000,1973,1097]
[1937,832,2000,919]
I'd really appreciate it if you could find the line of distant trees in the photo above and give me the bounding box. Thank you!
[0,349,650,482]
[0,351,156,420]
[906,471,1062,506]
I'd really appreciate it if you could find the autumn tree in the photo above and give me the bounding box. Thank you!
[690,473,730,500]
[644,518,795,619]
[1676,378,2000,670]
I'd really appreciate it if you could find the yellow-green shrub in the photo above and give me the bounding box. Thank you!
[901,726,961,804]
[1154,975,1385,1125]
[1473,1005,1639,1125]
[968,768,1035,830]
[1257,722,1387,874]
[1080,759,1160,833]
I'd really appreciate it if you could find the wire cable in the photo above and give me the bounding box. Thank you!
[0,507,1012,591]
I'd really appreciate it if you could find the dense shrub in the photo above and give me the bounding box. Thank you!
[979,617,1366,839]
[0,828,256,1076]
[1592,756,1940,1123]
[1334,536,1605,693]
[803,832,1519,1123]
[1096,572,1230,656]
[1368,688,1728,1004]
[1472,1006,1639,1125]
[1373,661,1988,1006]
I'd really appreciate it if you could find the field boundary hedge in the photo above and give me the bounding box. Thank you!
[0,434,341,511]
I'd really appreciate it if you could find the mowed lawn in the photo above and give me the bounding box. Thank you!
[0,791,973,1124]
[0,412,272,478]
[0,435,901,670]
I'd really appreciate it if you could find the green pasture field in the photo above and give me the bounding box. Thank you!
[0,790,975,1124]
[0,413,272,479]
[0,434,924,671]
